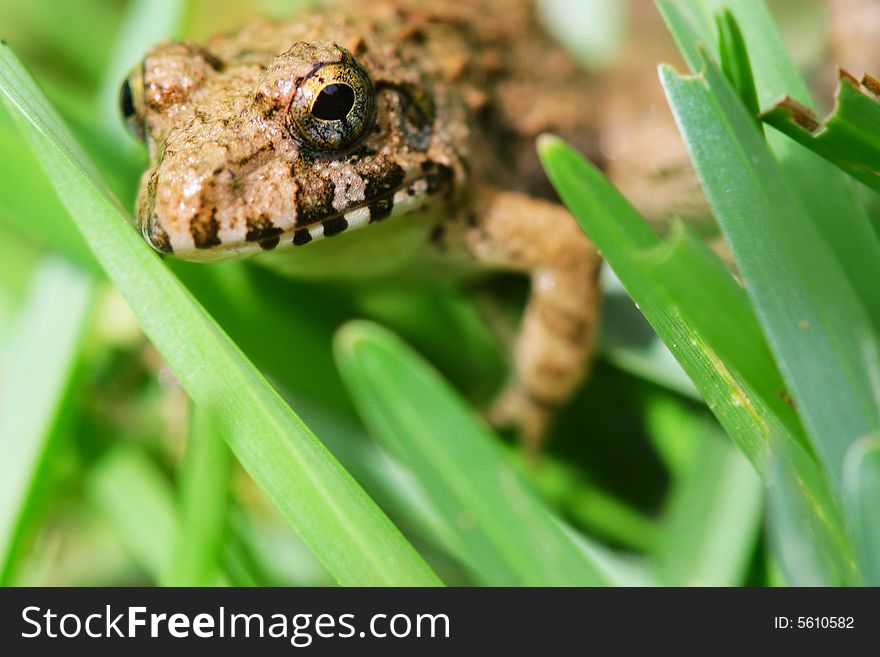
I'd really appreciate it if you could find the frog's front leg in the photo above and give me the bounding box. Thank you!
[459,188,602,450]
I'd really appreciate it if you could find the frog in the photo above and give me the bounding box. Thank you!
[121,0,608,449]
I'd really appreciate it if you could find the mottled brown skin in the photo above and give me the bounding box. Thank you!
[128,0,606,447]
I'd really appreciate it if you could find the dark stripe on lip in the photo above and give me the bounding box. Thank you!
[292,229,312,246]
[369,196,394,222]
[296,177,336,225]
[192,207,222,248]
[322,216,349,237]
[246,214,284,242]
[363,162,406,199]
[286,164,428,245]
[259,236,280,250]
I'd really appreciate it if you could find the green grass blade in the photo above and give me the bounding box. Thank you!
[538,136,804,470]
[334,320,612,586]
[658,0,811,106]
[656,1,709,76]
[88,447,180,581]
[95,0,188,160]
[658,0,880,334]
[653,419,763,586]
[0,0,120,84]
[661,59,880,492]
[843,436,880,585]
[767,442,860,586]
[163,406,233,586]
[0,44,439,587]
[661,59,879,583]
[520,452,658,552]
[538,136,856,583]
[761,74,880,193]
[716,8,759,125]
[644,393,705,477]
[0,225,38,339]
[0,258,94,584]
[0,104,101,272]
[599,278,702,401]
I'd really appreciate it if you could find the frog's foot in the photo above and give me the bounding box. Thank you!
[462,189,602,451]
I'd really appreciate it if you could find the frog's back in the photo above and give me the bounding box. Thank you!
[337,0,602,199]
[208,0,600,199]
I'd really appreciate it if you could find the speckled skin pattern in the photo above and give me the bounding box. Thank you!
[128,0,604,446]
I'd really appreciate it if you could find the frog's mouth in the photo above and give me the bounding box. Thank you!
[280,160,455,254]
[288,173,435,248]
[153,159,456,262]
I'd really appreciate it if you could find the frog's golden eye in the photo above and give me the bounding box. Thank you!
[119,66,146,141]
[288,56,374,152]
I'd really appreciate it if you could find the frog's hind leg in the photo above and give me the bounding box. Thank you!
[460,189,601,452]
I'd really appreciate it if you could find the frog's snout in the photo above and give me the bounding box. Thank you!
[136,150,232,258]
[137,141,300,260]
[137,170,172,254]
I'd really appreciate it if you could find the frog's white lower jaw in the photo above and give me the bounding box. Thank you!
[164,174,438,263]
[295,177,431,244]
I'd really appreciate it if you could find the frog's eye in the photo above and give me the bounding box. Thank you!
[288,55,374,152]
[119,66,146,141]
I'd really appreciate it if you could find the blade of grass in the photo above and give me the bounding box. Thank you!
[659,0,875,589]
[653,415,763,586]
[538,136,856,583]
[658,0,811,106]
[0,44,439,586]
[0,258,94,585]
[842,436,880,585]
[661,58,877,583]
[0,108,100,272]
[643,392,704,477]
[335,320,614,586]
[0,0,120,84]
[87,447,179,581]
[162,405,233,586]
[661,57,880,493]
[599,273,702,401]
[539,137,804,470]
[0,224,39,339]
[658,0,880,334]
[716,8,760,127]
[513,450,658,552]
[95,0,188,160]
[766,443,860,586]
[761,73,880,193]
[90,446,298,586]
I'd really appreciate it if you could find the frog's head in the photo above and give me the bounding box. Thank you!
[124,39,462,260]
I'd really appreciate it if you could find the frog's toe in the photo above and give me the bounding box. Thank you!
[488,385,554,457]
